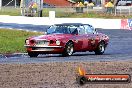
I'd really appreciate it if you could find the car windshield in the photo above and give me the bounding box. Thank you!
[47,25,78,34]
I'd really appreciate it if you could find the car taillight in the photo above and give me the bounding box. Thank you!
[105,35,109,39]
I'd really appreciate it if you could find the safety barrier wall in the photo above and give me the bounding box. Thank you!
[0,15,131,30]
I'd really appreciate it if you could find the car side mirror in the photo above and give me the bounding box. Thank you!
[72,29,78,35]
[75,33,78,35]
[72,32,78,35]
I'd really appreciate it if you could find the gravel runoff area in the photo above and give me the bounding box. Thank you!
[0,24,132,88]
[0,61,132,88]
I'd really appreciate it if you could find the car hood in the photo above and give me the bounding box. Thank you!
[29,34,73,41]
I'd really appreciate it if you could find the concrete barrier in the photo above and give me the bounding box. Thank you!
[0,15,131,30]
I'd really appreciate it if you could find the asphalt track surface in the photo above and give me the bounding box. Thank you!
[0,23,132,63]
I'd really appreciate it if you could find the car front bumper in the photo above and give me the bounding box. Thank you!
[24,45,64,54]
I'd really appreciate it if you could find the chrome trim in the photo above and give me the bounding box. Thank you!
[24,45,63,48]
[31,49,54,52]
[35,39,48,41]
[36,40,49,46]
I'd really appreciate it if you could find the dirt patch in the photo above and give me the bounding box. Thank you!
[0,61,132,88]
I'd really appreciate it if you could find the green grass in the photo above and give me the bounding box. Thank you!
[42,8,132,19]
[0,7,20,16]
[0,29,42,54]
[61,12,132,19]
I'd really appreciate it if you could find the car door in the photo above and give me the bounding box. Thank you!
[69,25,83,51]
[84,24,97,51]
[77,25,88,51]
[70,25,88,51]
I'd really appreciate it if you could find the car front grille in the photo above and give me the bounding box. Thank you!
[36,40,49,46]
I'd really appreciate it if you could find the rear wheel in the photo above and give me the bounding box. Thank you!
[95,42,105,55]
[28,52,39,57]
[62,42,74,56]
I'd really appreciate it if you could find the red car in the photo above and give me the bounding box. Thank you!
[24,23,109,57]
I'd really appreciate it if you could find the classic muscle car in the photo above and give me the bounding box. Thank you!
[24,23,109,57]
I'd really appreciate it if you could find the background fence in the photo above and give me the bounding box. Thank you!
[0,6,132,17]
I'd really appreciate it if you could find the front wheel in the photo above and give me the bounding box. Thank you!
[95,42,105,55]
[62,42,74,56]
[28,52,39,57]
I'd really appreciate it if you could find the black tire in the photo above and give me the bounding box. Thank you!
[76,76,87,85]
[95,42,105,55]
[28,52,39,57]
[62,42,74,56]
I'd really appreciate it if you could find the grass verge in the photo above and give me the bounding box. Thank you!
[0,7,132,18]
[0,8,20,16]
[0,29,42,54]
[43,9,132,19]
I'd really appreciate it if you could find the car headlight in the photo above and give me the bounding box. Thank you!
[56,40,60,45]
[25,39,29,45]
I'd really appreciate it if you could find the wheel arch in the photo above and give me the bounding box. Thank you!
[65,40,74,47]
[98,40,106,47]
